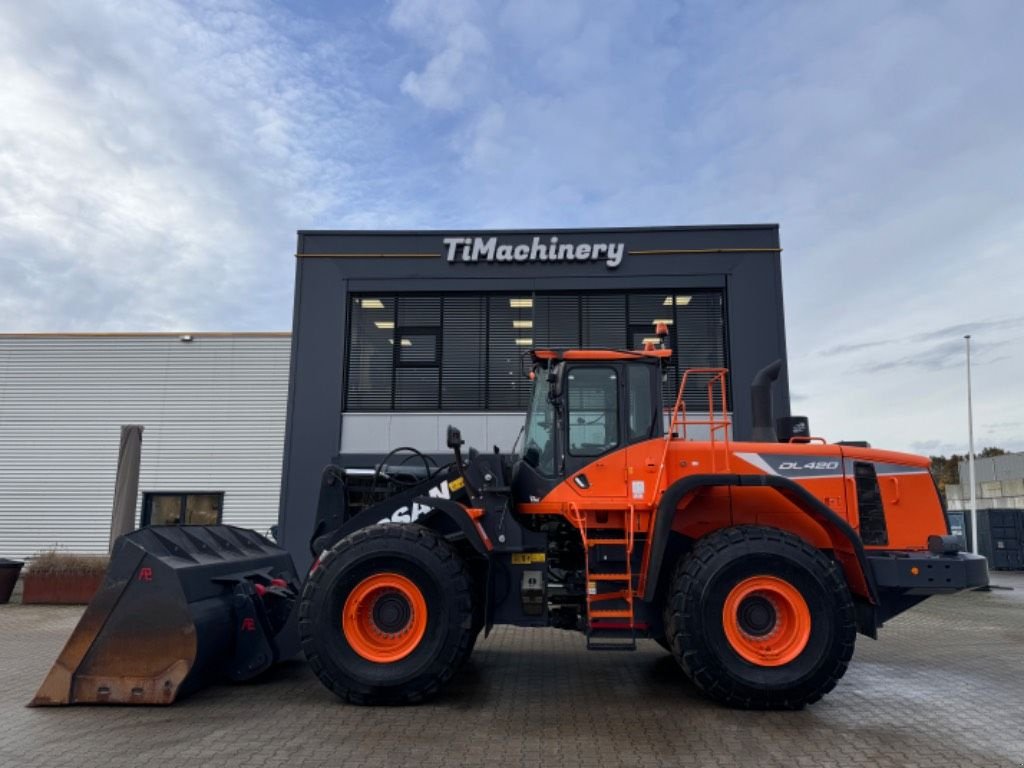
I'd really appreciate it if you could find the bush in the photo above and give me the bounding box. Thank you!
[27,550,109,577]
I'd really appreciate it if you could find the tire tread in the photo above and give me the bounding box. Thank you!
[663,525,857,710]
[298,523,474,705]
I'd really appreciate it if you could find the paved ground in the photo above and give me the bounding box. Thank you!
[2,574,1023,768]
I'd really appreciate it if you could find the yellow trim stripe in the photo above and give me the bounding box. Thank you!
[0,331,291,339]
[628,248,782,254]
[296,252,435,259]
[297,247,782,259]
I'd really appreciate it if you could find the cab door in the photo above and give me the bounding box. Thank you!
[622,361,664,507]
[563,364,628,498]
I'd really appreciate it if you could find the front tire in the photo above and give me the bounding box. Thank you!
[664,525,856,709]
[299,524,474,705]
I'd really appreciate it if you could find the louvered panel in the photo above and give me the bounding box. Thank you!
[534,295,579,349]
[441,296,486,410]
[346,296,395,409]
[582,294,627,349]
[628,293,679,406]
[395,368,440,410]
[0,335,290,559]
[674,291,729,411]
[487,295,533,410]
[398,296,441,326]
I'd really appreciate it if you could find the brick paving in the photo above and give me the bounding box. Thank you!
[1,573,1022,768]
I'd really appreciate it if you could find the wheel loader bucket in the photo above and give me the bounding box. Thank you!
[30,525,299,706]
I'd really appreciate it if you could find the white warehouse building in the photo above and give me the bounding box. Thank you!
[0,333,290,560]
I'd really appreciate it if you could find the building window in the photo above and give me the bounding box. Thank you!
[345,290,727,413]
[142,492,224,526]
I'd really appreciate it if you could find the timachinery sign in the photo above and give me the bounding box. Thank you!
[443,236,625,269]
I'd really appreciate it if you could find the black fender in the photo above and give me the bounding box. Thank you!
[643,474,880,632]
[411,497,491,559]
[322,495,493,633]
[412,497,493,637]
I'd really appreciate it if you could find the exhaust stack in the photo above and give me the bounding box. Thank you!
[750,359,783,442]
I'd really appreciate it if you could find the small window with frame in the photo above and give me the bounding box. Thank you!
[142,492,224,526]
[396,327,440,366]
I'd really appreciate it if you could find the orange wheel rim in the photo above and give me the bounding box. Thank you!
[722,575,811,667]
[342,572,428,663]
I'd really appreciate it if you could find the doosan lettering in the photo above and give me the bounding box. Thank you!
[443,236,625,269]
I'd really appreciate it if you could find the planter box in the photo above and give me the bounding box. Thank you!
[22,572,105,604]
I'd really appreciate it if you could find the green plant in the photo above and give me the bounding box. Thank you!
[27,550,109,577]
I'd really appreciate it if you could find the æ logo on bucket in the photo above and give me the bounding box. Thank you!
[443,236,625,269]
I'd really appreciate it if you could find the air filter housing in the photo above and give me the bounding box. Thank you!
[776,415,810,442]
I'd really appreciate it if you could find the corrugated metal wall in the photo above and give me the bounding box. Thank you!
[0,334,290,559]
[958,453,1024,484]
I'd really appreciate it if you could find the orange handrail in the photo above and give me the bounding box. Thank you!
[652,367,733,504]
[642,367,733,593]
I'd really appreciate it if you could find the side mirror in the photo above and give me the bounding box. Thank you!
[446,425,464,450]
[547,362,564,402]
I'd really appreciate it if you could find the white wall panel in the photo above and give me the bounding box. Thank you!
[0,334,290,558]
[340,412,526,454]
[339,412,731,456]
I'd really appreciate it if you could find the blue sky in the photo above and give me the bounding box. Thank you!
[1,0,1022,455]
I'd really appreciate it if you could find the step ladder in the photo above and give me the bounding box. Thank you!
[571,503,638,651]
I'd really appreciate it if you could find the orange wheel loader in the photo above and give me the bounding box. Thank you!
[32,334,988,710]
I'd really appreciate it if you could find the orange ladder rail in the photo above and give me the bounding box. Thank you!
[570,503,638,625]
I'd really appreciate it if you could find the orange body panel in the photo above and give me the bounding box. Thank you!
[514,353,951,610]
[525,438,943,543]
[517,433,947,600]
[839,445,944,550]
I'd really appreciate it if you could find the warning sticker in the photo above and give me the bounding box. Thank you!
[631,480,645,500]
[449,476,465,492]
[511,552,546,565]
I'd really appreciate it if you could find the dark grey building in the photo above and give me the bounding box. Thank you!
[278,225,790,566]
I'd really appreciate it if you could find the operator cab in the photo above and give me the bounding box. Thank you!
[512,348,670,503]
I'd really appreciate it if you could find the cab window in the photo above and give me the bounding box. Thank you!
[627,364,657,442]
[522,372,556,475]
[567,367,619,456]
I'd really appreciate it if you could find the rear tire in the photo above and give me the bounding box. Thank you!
[663,525,856,709]
[299,524,474,705]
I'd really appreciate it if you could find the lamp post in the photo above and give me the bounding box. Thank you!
[965,334,978,555]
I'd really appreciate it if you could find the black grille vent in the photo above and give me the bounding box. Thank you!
[853,461,888,546]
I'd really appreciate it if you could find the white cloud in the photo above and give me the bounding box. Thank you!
[390,0,488,111]
[0,0,387,330]
[381,0,1024,455]
[1,0,1021,458]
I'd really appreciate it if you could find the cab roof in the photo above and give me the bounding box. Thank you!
[531,348,671,364]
